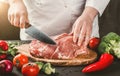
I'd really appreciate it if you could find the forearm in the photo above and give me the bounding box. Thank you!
[81,7,98,21]
[85,0,110,16]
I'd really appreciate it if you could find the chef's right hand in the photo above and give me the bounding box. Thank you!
[8,0,28,28]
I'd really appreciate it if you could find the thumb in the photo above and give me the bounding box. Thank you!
[69,31,73,36]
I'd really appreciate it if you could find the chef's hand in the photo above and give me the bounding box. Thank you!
[72,7,98,47]
[8,0,28,28]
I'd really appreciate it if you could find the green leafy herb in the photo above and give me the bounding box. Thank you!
[7,41,20,56]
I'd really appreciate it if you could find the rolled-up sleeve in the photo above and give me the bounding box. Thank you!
[85,0,110,16]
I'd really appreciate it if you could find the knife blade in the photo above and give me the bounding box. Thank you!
[25,24,56,45]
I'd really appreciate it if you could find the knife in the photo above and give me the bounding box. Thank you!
[25,23,56,45]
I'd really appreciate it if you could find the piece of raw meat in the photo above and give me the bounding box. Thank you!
[29,33,89,59]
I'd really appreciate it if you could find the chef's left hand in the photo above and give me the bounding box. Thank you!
[71,7,98,47]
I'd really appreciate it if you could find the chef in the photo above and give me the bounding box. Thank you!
[7,0,110,47]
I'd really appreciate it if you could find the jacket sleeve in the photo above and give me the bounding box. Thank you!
[85,0,110,16]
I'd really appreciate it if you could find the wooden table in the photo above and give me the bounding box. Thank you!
[1,40,120,76]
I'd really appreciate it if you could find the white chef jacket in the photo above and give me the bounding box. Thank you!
[21,0,110,40]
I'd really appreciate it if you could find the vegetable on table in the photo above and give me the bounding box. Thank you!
[0,40,8,51]
[82,53,114,73]
[98,32,120,58]
[13,54,29,68]
[42,62,56,75]
[0,40,19,60]
[0,40,8,60]
[21,62,41,76]
[21,62,56,76]
[0,60,13,73]
[0,54,7,60]
[88,37,100,49]
[36,62,56,75]
[7,41,19,56]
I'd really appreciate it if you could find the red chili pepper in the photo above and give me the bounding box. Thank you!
[0,40,8,51]
[82,53,114,73]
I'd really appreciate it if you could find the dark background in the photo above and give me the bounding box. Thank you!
[0,0,120,40]
[99,0,120,37]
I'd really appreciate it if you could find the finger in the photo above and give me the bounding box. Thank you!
[20,16,26,28]
[14,14,20,27]
[78,22,87,46]
[84,25,92,47]
[10,14,14,25]
[8,12,11,23]
[73,20,82,43]
[73,27,80,43]
[69,32,73,35]
[8,9,12,23]
[25,17,29,27]
[84,33,90,47]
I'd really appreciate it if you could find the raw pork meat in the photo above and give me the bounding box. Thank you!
[29,33,88,59]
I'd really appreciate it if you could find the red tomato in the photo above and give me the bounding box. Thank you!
[89,37,100,49]
[13,54,28,68]
[21,63,40,76]
[0,40,8,51]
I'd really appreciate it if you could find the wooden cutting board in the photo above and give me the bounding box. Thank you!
[16,44,97,66]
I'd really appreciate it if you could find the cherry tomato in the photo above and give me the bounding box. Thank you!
[89,37,100,49]
[13,54,28,68]
[21,63,40,76]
